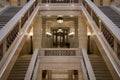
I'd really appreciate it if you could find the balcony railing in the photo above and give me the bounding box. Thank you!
[45,50,76,56]
[81,48,96,80]
[40,48,80,56]
[42,0,79,3]
[83,0,120,58]
[0,0,38,61]
[0,0,39,79]
[82,0,120,79]
[25,49,39,80]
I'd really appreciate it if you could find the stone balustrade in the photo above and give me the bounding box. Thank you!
[83,0,120,57]
[0,0,38,61]
[42,0,79,3]
[45,50,76,56]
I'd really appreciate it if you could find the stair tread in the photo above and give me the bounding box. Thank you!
[0,6,21,30]
[89,55,114,80]
[7,55,31,80]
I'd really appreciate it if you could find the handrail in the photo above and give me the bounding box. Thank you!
[32,57,39,80]
[110,5,120,15]
[81,4,120,78]
[0,5,39,79]
[41,48,79,56]
[0,0,36,43]
[81,48,96,80]
[41,48,79,50]
[80,59,88,80]
[83,0,120,58]
[83,0,120,41]
[24,49,39,80]
[0,0,38,64]
[0,5,9,14]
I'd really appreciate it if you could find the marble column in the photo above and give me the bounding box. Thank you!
[48,70,52,80]
[78,69,84,80]
[33,13,42,49]
[9,0,18,6]
[37,70,42,80]
[68,70,73,80]
[78,14,87,55]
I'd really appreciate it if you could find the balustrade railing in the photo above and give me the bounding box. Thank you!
[0,0,38,60]
[118,43,120,58]
[82,0,120,78]
[0,44,3,60]
[92,11,99,27]
[42,0,79,3]
[81,48,96,80]
[83,0,120,57]
[6,23,19,50]
[0,0,39,79]
[101,23,114,48]
[41,48,79,56]
[45,50,76,56]
[25,49,39,80]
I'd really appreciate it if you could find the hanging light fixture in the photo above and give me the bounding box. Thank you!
[57,27,63,33]
[57,17,63,23]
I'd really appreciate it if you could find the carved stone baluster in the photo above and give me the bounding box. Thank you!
[0,44,3,60]
[117,43,120,59]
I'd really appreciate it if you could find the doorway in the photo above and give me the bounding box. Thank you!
[52,28,69,48]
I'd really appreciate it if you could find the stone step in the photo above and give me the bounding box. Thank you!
[10,70,27,74]
[89,55,114,80]
[7,77,24,80]
[95,73,113,77]
[14,62,30,66]
[99,6,120,28]
[96,77,113,80]
[7,55,31,80]
[0,6,21,29]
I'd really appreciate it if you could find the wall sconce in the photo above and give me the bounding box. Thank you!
[57,17,63,24]
[29,31,33,54]
[87,32,91,36]
[69,32,75,37]
[87,32,91,54]
[46,32,52,37]
[29,32,33,36]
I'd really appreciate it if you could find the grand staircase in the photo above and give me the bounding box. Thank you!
[89,55,114,80]
[7,55,31,80]
[0,7,21,30]
[99,6,120,28]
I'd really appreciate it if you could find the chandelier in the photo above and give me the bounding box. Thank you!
[57,17,63,23]
[57,27,63,33]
